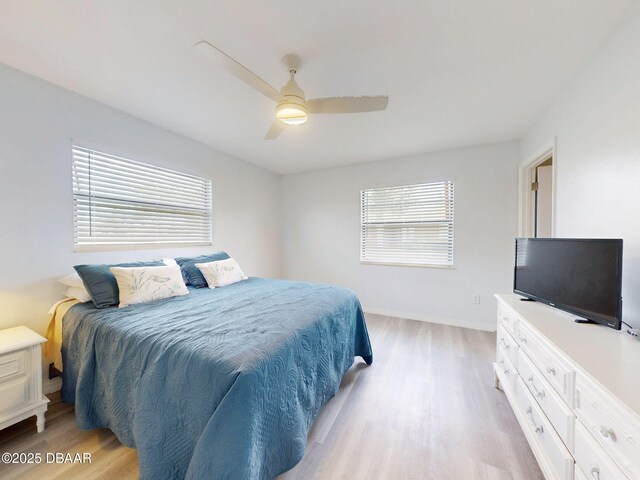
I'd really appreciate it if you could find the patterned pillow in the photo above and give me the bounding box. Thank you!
[74,261,165,308]
[109,265,189,308]
[195,258,248,288]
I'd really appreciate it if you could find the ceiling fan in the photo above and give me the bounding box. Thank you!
[195,41,389,140]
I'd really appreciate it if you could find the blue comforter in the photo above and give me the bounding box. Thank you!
[61,278,372,479]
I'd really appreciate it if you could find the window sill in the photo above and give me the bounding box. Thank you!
[360,260,455,269]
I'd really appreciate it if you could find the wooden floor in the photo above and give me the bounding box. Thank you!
[0,314,543,480]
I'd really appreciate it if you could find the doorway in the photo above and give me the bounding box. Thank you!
[534,158,553,237]
[518,141,556,238]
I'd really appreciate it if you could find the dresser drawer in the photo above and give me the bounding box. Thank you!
[517,320,574,404]
[575,375,640,479]
[518,349,575,451]
[0,376,31,414]
[498,303,518,338]
[497,346,518,394]
[516,376,574,480]
[0,349,28,382]
[574,465,589,480]
[575,421,627,480]
[497,325,518,368]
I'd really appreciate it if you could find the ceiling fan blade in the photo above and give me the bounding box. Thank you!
[307,96,389,114]
[195,41,281,102]
[265,121,285,140]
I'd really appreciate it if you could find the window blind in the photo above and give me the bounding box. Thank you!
[360,180,454,266]
[72,146,212,249]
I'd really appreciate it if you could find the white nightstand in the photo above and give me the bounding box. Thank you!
[0,326,49,433]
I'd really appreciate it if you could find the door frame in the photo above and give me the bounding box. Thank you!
[518,138,557,238]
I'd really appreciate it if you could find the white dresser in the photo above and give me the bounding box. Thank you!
[0,326,49,433]
[494,294,640,480]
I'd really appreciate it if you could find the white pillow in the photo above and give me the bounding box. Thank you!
[64,286,91,303]
[195,258,248,288]
[162,256,190,283]
[109,265,189,308]
[58,272,85,289]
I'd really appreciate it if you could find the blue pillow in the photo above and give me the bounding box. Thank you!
[175,252,230,288]
[74,261,164,308]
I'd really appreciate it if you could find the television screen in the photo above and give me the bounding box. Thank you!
[514,238,623,329]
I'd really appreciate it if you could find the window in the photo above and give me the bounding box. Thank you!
[72,145,212,250]
[360,180,454,267]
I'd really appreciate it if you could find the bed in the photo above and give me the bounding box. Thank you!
[59,277,373,479]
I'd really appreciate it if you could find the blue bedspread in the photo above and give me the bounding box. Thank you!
[61,278,372,479]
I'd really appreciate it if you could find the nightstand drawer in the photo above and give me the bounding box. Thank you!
[0,326,48,434]
[0,377,31,414]
[0,350,28,382]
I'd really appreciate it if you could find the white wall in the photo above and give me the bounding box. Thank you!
[281,141,520,331]
[0,64,282,341]
[521,10,640,328]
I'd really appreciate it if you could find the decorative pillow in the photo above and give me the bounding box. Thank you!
[161,257,178,266]
[64,286,92,303]
[58,272,85,289]
[195,258,248,288]
[109,265,189,308]
[175,252,230,288]
[162,257,190,284]
[74,261,164,308]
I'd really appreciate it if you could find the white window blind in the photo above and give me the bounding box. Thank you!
[360,180,455,266]
[72,146,212,249]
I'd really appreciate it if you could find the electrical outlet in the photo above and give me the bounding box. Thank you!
[472,295,481,305]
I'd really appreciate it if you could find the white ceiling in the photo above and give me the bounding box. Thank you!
[0,1,637,174]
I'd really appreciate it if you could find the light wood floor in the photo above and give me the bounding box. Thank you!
[0,314,543,480]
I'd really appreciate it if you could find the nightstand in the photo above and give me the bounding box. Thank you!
[0,326,49,433]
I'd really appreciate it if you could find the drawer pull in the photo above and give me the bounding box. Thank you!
[590,465,600,480]
[526,407,544,435]
[520,337,528,345]
[500,340,511,350]
[597,426,617,442]
[527,376,545,399]
[545,367,556,376]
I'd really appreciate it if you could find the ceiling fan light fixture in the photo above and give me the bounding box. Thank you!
[276,100,308,125]
[194,42,389,139]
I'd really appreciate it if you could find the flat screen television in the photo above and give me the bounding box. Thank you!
[513,238,623,330]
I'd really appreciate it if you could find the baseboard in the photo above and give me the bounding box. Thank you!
[362,307,496,332]
[43,377,62,395]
